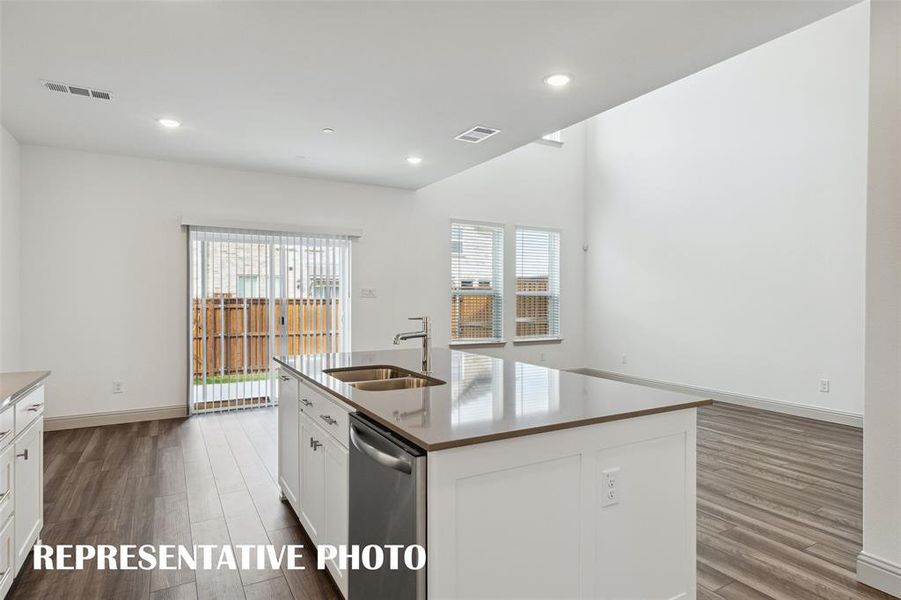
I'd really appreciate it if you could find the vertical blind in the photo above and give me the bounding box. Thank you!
[450,221,504,341]
[515,227,560,339]
[188,226,351,414]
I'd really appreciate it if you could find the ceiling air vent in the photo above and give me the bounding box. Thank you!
[42,80,113,101]
[454,125,500,144]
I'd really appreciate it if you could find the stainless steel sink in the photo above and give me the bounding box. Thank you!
[323,365,445,391]
[352,377,441,392]
[322,366,409,383]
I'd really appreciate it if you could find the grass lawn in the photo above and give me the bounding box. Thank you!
[193,371,271,385]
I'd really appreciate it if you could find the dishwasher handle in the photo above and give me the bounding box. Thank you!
[350,422,413,474]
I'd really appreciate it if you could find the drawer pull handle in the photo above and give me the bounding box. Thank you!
[279,375,291,381]
[15,450,27,461]
[310,438,322,451]
[26,405,41,412]
[320,414,338,426]
[301,399,313,407]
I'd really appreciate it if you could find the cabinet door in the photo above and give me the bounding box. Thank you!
[299,412,326,544]
[278,371,300,508]
[14,417,42,572]
[0,515,13,598]
[323,434,349,597]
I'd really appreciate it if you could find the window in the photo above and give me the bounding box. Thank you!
[541,130,563,144]
[236,274,259,298]
[451,221,504,342]
[188,227,352,414]
[515,227,560,339]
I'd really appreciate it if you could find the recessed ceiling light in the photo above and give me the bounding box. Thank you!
[406,156,422,165]
[543,73,572,88]
[321,127,335,134]
[157,118,181,129]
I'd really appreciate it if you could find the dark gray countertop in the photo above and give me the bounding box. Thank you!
[0,371,50,409]
[275,348,709,451]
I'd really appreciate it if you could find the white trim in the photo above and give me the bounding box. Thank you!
[533,138,564,148]
[512,337,563,345]
[568,368,863,428]
[180,216,362,239]
[44,404,187,431]
[857,551,901,596]
[449,340,507,348]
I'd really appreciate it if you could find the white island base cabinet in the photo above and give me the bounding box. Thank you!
[277,369,350,599]
[427,408,698,600]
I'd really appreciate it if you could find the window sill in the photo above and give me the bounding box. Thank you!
[533,138,564,148]
[512,337,564,346]
[449,340,507,349]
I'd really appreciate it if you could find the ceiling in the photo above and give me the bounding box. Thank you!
[1,1,856,190]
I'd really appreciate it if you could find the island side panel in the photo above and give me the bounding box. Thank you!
[426,408,698,600]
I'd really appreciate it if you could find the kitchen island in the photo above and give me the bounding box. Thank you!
[275,348,709,600]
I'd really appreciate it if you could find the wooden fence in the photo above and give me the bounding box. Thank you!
[192,298,341,378]
[451,277,552,340]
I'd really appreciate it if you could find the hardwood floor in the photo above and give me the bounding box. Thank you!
[6,401,890,600]
[8,408,340,600]
[697,402,889,600]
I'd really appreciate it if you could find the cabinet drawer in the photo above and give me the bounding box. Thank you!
[299,382,350,448]
[15,386,44,436]
[0,408,13,450]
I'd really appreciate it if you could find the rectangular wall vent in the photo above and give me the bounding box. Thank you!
[42,80,113,101]
[454,125,501,144]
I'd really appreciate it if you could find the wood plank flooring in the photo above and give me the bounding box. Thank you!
[7,402,890,599]
[697,402,889,600]
[8,409,340,600]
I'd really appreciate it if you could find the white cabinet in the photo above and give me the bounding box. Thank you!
[0,517,13,597]
[276,368,350,598]
[298,410,326,542]
[0,380,45,599]
[278,370,300,510]
[322,432,349,593]
[13,418,42,572]
[298,410,349,596]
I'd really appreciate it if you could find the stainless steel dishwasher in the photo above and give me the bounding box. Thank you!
[348,413,427,600]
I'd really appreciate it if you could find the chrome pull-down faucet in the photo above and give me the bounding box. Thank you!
[394,316,431,373]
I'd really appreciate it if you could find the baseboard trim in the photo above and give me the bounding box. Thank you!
[567,368,863,428]
[857,551,901,596]
[44,404,188,431]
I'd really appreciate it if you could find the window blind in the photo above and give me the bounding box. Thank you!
[515,227,560,339]
[451,221,504,341]
[188,226,352,414]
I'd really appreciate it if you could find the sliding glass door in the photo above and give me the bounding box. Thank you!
[188,227,351,414]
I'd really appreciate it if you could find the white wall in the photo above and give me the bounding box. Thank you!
[859,0,901,594]
[0,126,21,372]
[18,125,585,418]
[581,4,870,419]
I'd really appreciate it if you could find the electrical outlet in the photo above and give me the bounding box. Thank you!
[112,381,124,394]
[360,288,377,298]
[538,352,546,363]
[601,467,620,507]
[621,354,628,365]
[819,379,830,393]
